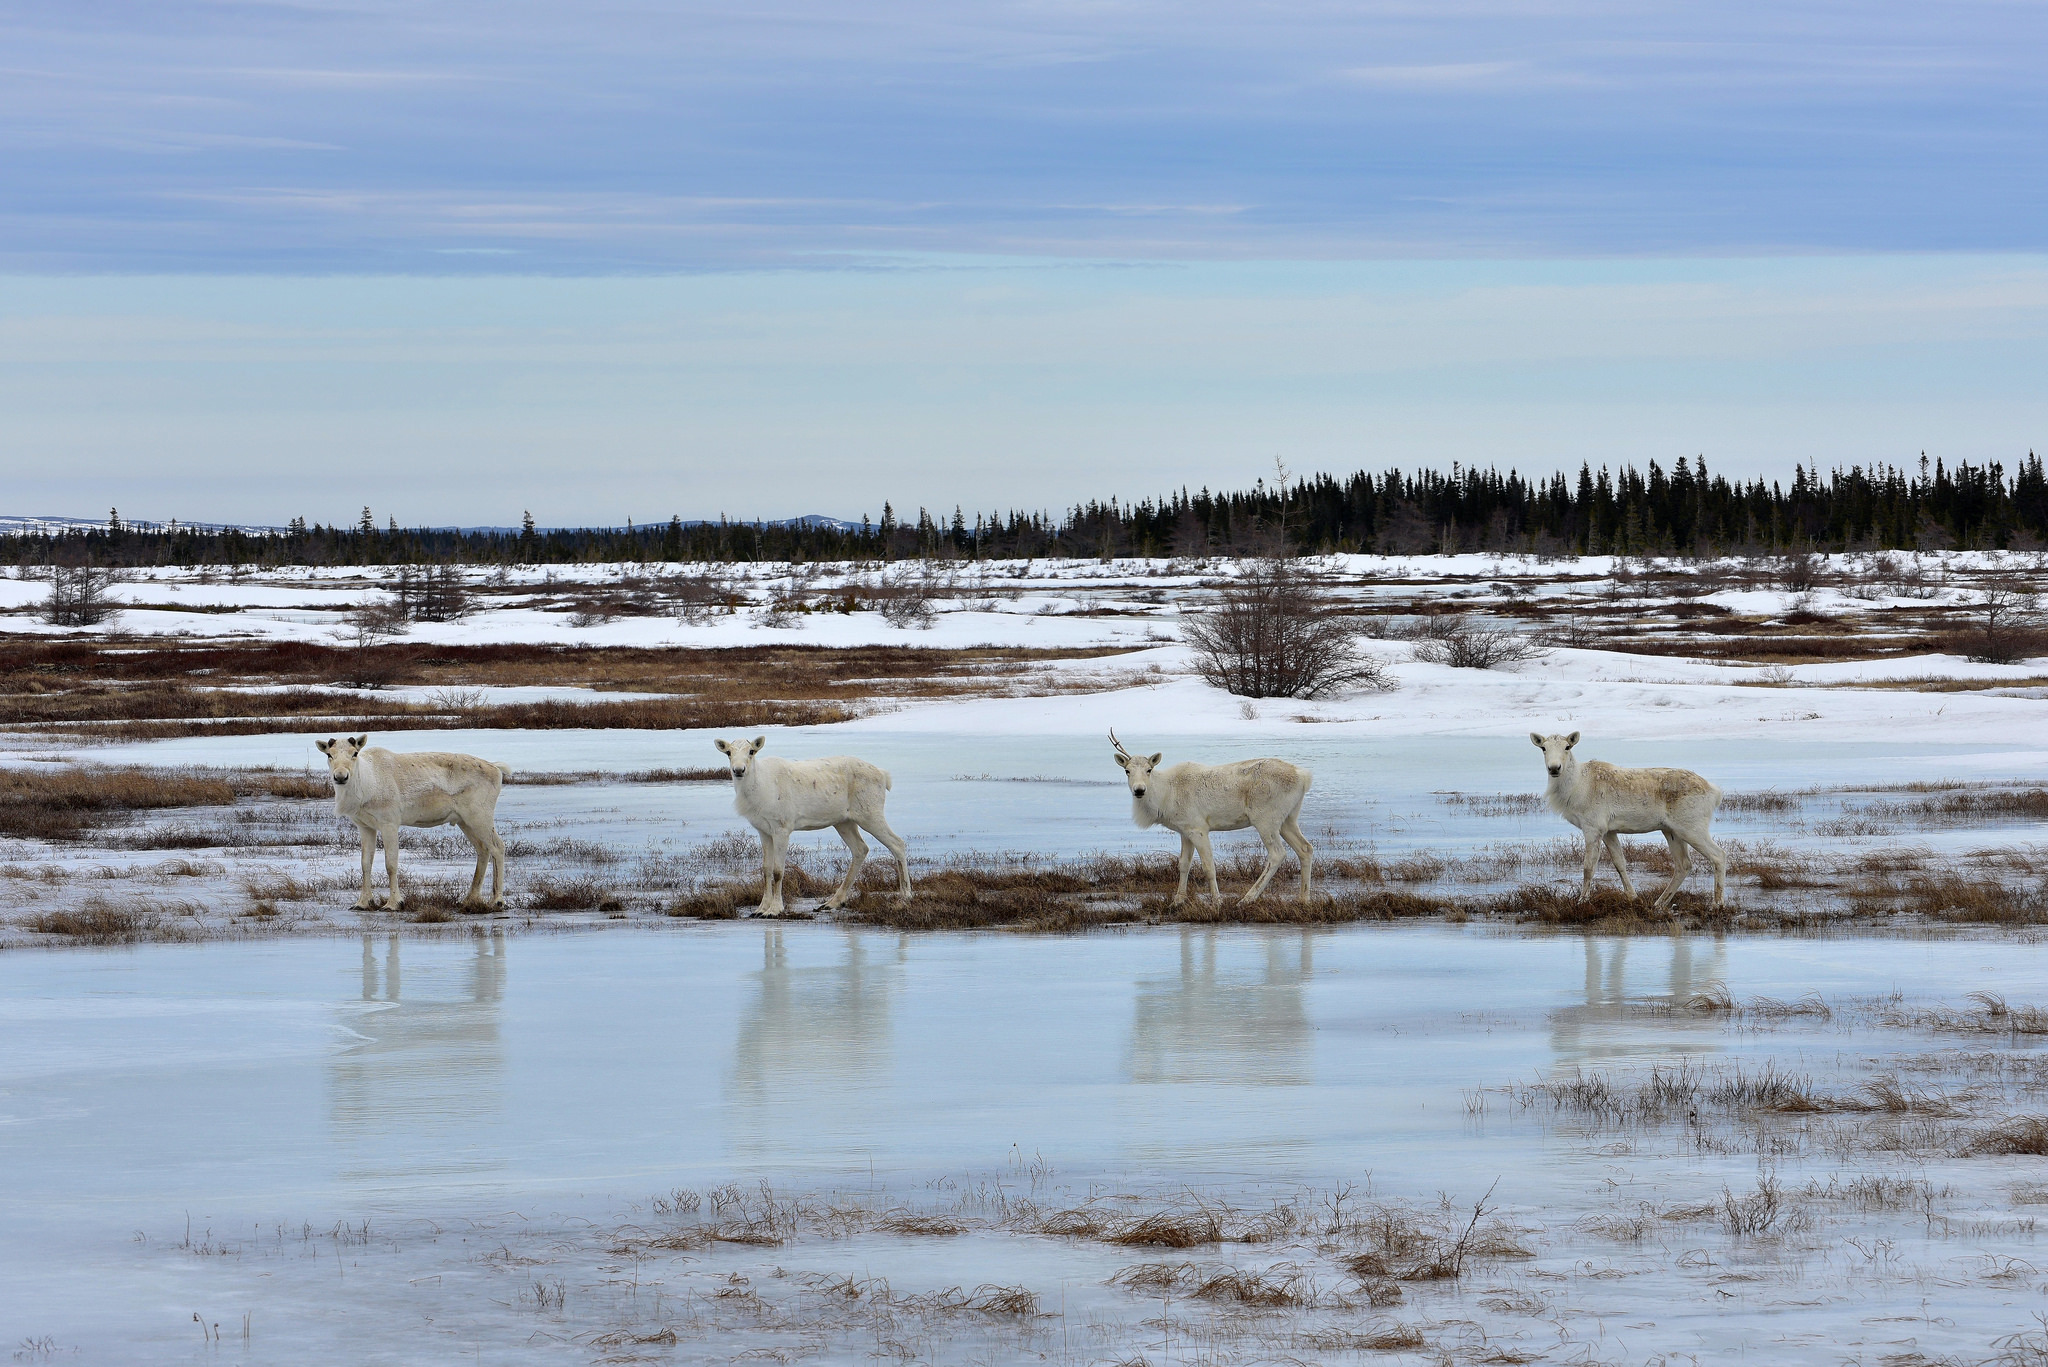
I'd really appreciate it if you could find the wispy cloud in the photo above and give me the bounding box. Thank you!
[1338,61,1529,87]
[0,0,2040,270]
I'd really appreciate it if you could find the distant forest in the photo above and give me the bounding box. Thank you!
[11,454,2048,566]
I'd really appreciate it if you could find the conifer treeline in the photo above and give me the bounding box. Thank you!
[11,454,2045,567]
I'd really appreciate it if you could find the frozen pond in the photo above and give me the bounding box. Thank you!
[6,925,2048,1362]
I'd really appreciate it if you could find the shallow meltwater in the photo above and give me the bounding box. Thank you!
[71,729,2048,862]
[5,925,2048,1363]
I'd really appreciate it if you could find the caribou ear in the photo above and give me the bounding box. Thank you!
[1112,753,1129,769]
[750,735,767,753]
[1530,733,1544,748]
[349,735,368,751]
[1566,731,1580,748]
[713,739,731,755]
[1149,753,1163,765]
[316,738,334,754]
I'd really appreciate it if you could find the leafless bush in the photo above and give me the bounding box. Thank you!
[1775,550,1824,592]
[870,566,939,629]
[1183,560,1389,699]
[332,599,411,667]
[567,574,670,627]
[1962,579,2046,664]
[42,562,126,626]
[1410,614,1546,669]
[1875,552,1942,599]
[1720,1176,1786,1236]
[669,568,738,623]
[1541,614,1602,649]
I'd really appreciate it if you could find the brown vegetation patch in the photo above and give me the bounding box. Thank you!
[1848,873,2048,925]
[525,874,627,913]
[1103,1209,1225,1249]
[1961,1117,2048,1157]
[0,641,1135,739]
[0,764,324,842]
[24,897,192,943]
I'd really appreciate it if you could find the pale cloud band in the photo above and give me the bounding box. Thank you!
[3,256,2042,525]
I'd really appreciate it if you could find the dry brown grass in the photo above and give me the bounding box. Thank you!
[1103,1209,1226,1249]
[24,897,194,943]
[0,641,1136,739]
[1848,872,2048,925]
[1299,1324,1427,1351]
[1962,1117,2048,1157]
[875,1212,972,1237]
[1108,1261,1311,1307]
[1884,993,2048,1037]
[524,874,626,913]
[0,764,325,841]
[510,766,729,785]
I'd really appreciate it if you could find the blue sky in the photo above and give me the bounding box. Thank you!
[1,0,2043,523]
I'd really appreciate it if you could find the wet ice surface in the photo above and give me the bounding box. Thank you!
[64,730,2048,862]
[6,925,2048,1363]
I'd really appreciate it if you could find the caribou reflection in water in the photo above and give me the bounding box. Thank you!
[1129,929,1316,1086]
[727,928,904,1158]
[329,930,508,1182]
[1547,935,1729,1063]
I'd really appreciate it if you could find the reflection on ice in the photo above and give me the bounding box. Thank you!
[1129,928,1315,1086]
[329,930,507,1183]
[8,925,2048,1364]
[1546,934,1730,1063]
[727,928,904,1157]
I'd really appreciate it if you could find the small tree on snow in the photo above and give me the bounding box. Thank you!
[43,562,125,627]
[1183,559,1389,698]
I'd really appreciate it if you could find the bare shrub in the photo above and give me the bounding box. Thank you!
[871,567,939,628]
[669,568,738,623]
[1410,614,1546,670]
[1720,1177,1785,1236]
[1541,615,1602,649]
[1183,559,1389,698]
[1960,579,2046,664]
[43,563,126,627]
[566,574,669,627]
[334,597,411,657]
[1775,550,1824,592]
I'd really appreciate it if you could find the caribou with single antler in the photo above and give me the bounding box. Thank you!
[1108,729,1315,907]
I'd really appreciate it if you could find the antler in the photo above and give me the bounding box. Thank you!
[1108,727,1132,759]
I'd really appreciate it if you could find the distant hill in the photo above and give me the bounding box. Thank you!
[1,514,862,535]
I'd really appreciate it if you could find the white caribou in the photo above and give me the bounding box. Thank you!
[714,736,912,916]
[1531,731,1728,908]
[1109,729,1315,907]
[315,735,512,912]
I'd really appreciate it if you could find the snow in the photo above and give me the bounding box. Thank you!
[2,549,2029,649]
